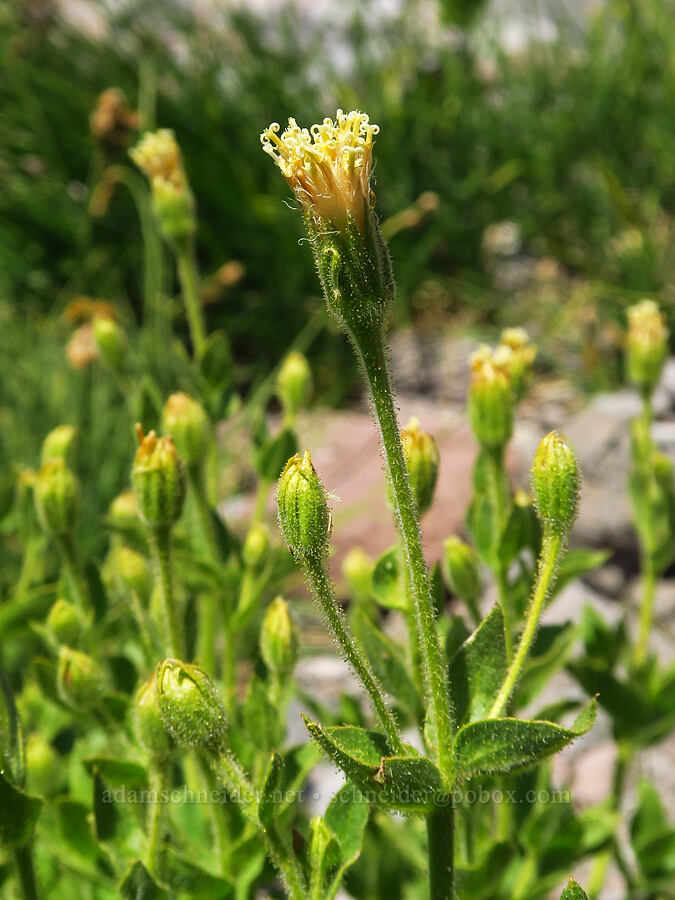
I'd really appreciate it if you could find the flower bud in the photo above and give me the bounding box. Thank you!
[499,327,536,401]
[468,345,514,449]
[108,490,138,524]
[342,547,374,603]
[41,425,77,465]
[57,647,105,712]
[242,522,270,570]
[442,537,481,604]
[46,598,84,646]
[93,316,127,370]
[277,450,332,558]
[277,350,312,419]
[134,668,173,757]
[161,392,210,468]
[261,111,393,333]
[130,130,195,243]
[156,659,226,751]
[115,546,153,604]
[132,425,186,530]
[25,734,62,796]
[33,457,78,536]
[626,300,668,394]
[260,597,298,681]
[400,418,440,515]
[531,431,580,534]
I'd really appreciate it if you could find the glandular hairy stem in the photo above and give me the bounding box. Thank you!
[303,552,404,753]
[485,445,514,662]
[150,526,183,658]
[489,530,564,718]
[352,322,454,774]
[427,805,455,900]
[145,755,171,880]
[13,844,40,900]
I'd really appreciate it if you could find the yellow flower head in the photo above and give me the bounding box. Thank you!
[626,299,669,392]
[499,327,536,400]
[627,300,668,346]
[470,344,513,385]
[261,109,379,230]
[130,129,184,187]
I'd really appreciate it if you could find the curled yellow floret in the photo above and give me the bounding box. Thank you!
[130,129,185,188]
[261,109,379,229]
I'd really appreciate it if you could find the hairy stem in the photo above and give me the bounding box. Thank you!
[175,240,206,359]
[633,392,657,669]
[150,527,183,658]
[427,806,455,900]
[13,844,39,900]
[489,530,563,718]
[303,552,404,753]
[354,325,454,773]
[485,446,513,662]
[634,553,656,669]
[145,755,171,880]
[188,466,221,675]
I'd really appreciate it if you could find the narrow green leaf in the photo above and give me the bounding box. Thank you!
[83,758,148,789]
[324,783,369,864]
[371,548,407,610]
[304,718,388,782]
[559,876,589,899]
[452,700,597,780]
[119,860,168,900]
[448,605,507,725]
[0,773,42,847]
[258,750,283,826]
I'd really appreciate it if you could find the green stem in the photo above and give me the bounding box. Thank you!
[145,755,171,880]
[13,844,39,900]
[489,530,563,718]
[188,466,221,675]
[633,392,657,669]
[252,478,271,524]
[427,806,455,900]
[399,541,424,699]
[197,755,230,875]
[485,446,513,662]
[633,553,656,669]
[207,750,307,900]
[303,552,404,753]
[175,240,206,359]
[55,532,88,612]
[150,527,183,658]
[588,742,633,898]
[354,325,454,773]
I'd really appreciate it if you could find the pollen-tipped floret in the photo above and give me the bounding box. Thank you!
[261,110,379,230]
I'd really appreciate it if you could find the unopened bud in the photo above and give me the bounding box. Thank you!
[93,317,127,370]
[277,350,312,419]
[242,522,270,570]
[277,450,332,558]
[115,546,153,604]
[626,300,668,394]
[132,425,186,529]
[25,734,62,796]
[468,345,514,449]
[46,598,84,646]
[161,392,210,468]
[156,659,227,751]
[499,327,536,401]
[342,547,374,603]
[41,425,77,465]
[134,668,173,757]
[261,597,298,680]
[34,457,78,536]
[130,130,195,243]
[531,431,580,534]
[443,537,481,603]
[57,647,105,712]
[108,490,138,523]
[400,418,440,515]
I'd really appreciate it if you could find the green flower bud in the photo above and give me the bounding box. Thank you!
[261,111,393,334]
[277,350,312,419]
[108,490,138,523]
[626,300,668,394]
[277,450,332,559]
[531,431,580,534]
[260,597,298,680]
[46,598,84,646]
[134,668,173,758]
[93,316,127,370]
[130,130,195,243]
[41,425,77,465]
[132,425,186,529]
[34,457,78,536]
[156,659,226,751]
[442,537,481,604]
[115,546,153,604]
[400,418,440,515]
[499,327,537,402]
[468,346,514,449]
[161,392,210,468]
[341,547,374,603]
[242,522,270,570]
[57,647,105,712]
[25,733,62,796]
